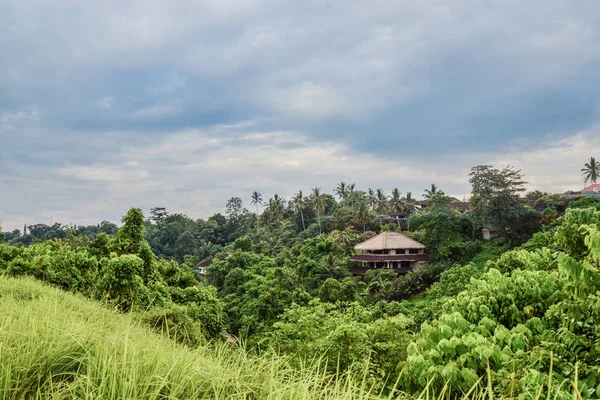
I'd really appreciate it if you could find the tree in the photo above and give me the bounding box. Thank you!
[367,188,376,208]
[354,197,371,232]
[95,254,145,311]
[347,183,357,207]
[581,156,600,185]
[334,182,348,200]
[250,191,262,214]
[150,207,168,224]
[225,197,244,221]
[423,183,444,200]
[263,195,285,228]
[291,190,307,231]
[469,165,528,239]
[311,188,325,234]
[114,208,156,282]
[409,203,464,261]
[373,188,388,225]
[403,192,418,216]
[115,208,146,254]
[389,188,403,226]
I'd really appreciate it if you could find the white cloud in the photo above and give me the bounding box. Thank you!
[0,108,39,124]
[488,127,600,193]
[99,96,114,108]
[1,1,600,231]
[146,74,186,94]
[270,81,347,117]
[21,123,594,233]
[0,108,39,133]
[130,103,181,118]
[2,121,600,231]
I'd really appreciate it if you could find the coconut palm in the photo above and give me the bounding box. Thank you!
[311,187,325,234]
[403,192,419,215]
[334,181,348,200]
[423,184,438,199]
[374,188,388,216]
[345,183,357,207]
[266,195,285,227]
[348,183,355,195]
[367,188,376,209]
[291,190,307,231]
[403,192,419,230]
[581,156,600,185]
[354,197,370,232]
[250,191,262,214]
[389,188,403,226]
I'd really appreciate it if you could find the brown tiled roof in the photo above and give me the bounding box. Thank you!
[581,184,600,192]
[354,231,425,250]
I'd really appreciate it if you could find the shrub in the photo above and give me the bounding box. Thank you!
[141,304,205,347]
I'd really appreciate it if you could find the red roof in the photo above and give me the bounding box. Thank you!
[581,184,600,192]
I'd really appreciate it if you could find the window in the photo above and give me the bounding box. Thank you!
[408,248,419,254]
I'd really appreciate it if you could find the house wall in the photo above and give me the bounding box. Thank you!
[581,191,600,198]
[482,228,500,241]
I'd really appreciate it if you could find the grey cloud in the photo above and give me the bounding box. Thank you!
[1,1,600,229]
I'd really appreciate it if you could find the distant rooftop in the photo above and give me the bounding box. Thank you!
[354,231,425,251]
[581,184,600,193]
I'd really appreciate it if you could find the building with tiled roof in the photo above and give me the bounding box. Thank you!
[349,231,429,275]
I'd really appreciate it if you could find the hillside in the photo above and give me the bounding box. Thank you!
[0,277,380,399]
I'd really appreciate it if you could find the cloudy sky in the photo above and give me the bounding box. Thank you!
[1,1,600,230]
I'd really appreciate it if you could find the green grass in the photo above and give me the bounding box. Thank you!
[0,277,386,399]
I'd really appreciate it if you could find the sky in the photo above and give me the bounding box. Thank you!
[1,0,600,231]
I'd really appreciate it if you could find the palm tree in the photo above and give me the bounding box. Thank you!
[348,183,355,195]
[250,191,262,214]
[354,198,370,232]
[266,195,285,227]
[334,181,348,200]
[347,183,356,205]
[423,184,438,199]
[582,157,600,185]
[367,188,376,209]
[403,192,419,230]
[291,190,306,231]
[311,187,325,234]
[373,188,388,225]
[389,188,403,226]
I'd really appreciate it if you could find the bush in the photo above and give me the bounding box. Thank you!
[141,304,205,347]
[568,196,600,210]
[268,300,412,382]
[426,262,485,299]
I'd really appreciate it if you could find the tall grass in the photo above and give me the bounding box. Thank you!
[0,277,583,399]
[0,277,383,399]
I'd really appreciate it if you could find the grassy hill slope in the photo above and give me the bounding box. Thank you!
[0,277,380,400]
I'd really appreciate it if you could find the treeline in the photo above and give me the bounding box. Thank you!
[3,165,600,397]
[5,165,598,264]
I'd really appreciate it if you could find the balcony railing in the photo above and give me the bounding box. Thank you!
[349,253,430,262]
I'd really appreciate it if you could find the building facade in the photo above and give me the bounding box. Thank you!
[349,231,429,275]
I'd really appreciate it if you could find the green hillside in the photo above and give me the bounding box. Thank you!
[0,277,379,399]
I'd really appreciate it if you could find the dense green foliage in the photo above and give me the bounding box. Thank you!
[0,277,391,399]
[4,168,600,398]
[0,209,225,343]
